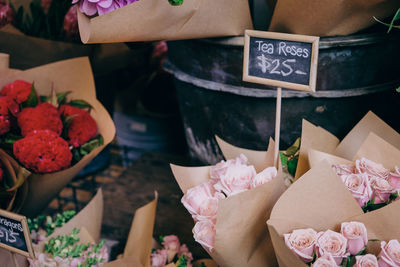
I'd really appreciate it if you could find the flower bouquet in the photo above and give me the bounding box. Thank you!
[75,0,253,43]
[0,57,115,217]
[268,0,399,36]
[104,193,217,267]
[0,189,105,266]
[170,136,287,267]
[267,116,400,266]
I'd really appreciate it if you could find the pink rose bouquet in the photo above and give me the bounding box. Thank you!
[181,154,277,252]
[150,235,193,267]
[332,157,398,212]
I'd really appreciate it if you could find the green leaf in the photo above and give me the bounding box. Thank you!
[7,167,30,192]
[168,0,184,5]
[40,96,49,102]
[57,91,72,105]
[0,133,23,149]
[287,157,298,177]
[374,16,400,33]
[368,239,380,242]
[68,100,93,110]
[396,87,400,93]
[388,8,400,33]
[49,87,58,107]
[285,137,301,156]
[79,135,104,156]
[176,254,188,267]
[280,152,288,167]
[21,83,38,108]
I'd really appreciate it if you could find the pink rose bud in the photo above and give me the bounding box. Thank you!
[64,5,79,39]
[209,154,248,182]
[340,222,368,255]
[341,174,372,207]
[311,253,338,267]
[178,244,193,263]
[370,177,395,204]
[193,220,216,252]
[356,158,389,180]
[213,162,256,196]
[0,3,15,28]
[181,181,221,221]
[316,230,349,266]
[388,171,400,190]
[332,164,356,177]
[378,240,400,267]
[162,235,180,251]
[251,166,277,188]
[151,249,168,267]
[284,228,317,263]
[354,254,378,267]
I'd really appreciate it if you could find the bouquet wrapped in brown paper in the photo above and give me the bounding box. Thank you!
[269,0,399,36]
[0,189,105,266]
[267,129,400,267]
[76,0,253,44]
[105,193,217,267]
[170,136,287,267]
[0,57,115,217]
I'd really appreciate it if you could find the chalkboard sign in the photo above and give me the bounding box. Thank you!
[243,30,319,92]
[0,209,34,258]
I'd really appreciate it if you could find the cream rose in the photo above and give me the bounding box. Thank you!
[284,228,317,263]
[354,254,378,267]
[377,240,400,267]
[340,222,368,255]
[193,220,216,252]
[312,253,338,267]
[356,158,389,179]
[316,230,349,266]
[341,174,372,207]
[251,166,277,188]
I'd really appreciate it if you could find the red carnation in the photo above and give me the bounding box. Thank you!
[1,80,32,104]
[60,105,97,147]
[18,103,63,136]
[0,96,18,135]
[13,130,72,173]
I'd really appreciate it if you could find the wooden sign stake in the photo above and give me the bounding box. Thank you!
[12,253,20,267]
[274,87,282,167]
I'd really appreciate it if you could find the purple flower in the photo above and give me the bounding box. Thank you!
[73,0,138,16]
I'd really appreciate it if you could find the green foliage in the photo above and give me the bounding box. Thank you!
[13,0,72,40]
[72,135,104,162]
[374,8,400,33]
[28,210,76,235]
[68,100,93,111]
[280,137,301,177]
[21,83,38,108]
[168,0,184,6]
[176,255,188,267]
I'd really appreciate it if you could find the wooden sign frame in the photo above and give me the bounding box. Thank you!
[0,209,34,258]
[243,30,320,92]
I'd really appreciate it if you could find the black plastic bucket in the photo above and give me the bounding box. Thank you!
[165,32,400,164]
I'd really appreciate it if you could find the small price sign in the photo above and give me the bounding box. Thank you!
[0,209,34,258]
[243,30,319,92]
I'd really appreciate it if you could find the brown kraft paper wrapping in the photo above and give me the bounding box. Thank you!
[268,133,400,267]
[77,0,253,44]
[170,137,287,267]
[105,194,217,267]
[296,111,400,179]
[269,0,399,36]
[0,57,116,217]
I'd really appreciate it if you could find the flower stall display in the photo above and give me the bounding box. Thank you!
[76,0,253,43]
[0,57,115,217]
[267,129,400,266]
[268,0,398,36]
[170,136,287,267]
[104,193,217,267]
[285,221,400,267]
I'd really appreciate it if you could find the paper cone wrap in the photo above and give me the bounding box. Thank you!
[170,137,287,267]
[268,132,400,267]
[269,0,399,36]
[0,57,116,217]
[297,111,400,179]
[77,0,253,43]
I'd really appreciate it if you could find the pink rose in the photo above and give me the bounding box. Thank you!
[341,174,372,207]
[163,235,180,251]
[356,158,389,180]
[312,253,338,267]
[354,254,378,267]
[378,240,400,267]
[370,177,395,204]
[316,230,349,266]
[151,249,168,267]
[179,244,193,265]
[388,171,400,190]
[181,181,222,221]
[340,222,368,255]
[284,228,317,263]
[214,163,256,196]
[209,154,248,181]
[193,220,216,252]
[251,166,277,188]
[332,164,356,177]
